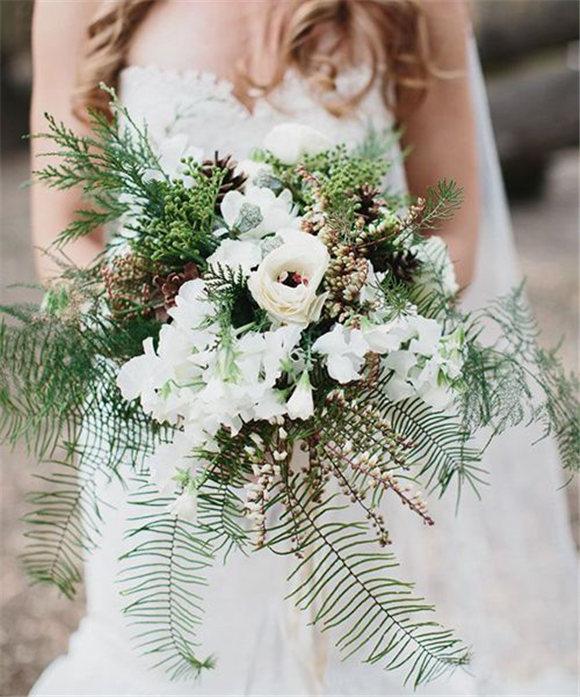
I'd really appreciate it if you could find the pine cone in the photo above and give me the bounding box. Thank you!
[102,254,164,322]
[202,152,247,208]
[354,184,381,224]
[385,249,422,284]
[153,262,200,321]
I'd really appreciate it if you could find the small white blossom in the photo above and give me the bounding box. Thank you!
[313,324,369,383]
[207,238,262,276]
[287,371,314,420]
[221,185,300,239]
[263,122,332,164]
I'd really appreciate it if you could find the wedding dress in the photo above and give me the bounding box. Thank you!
[31,40,578,696]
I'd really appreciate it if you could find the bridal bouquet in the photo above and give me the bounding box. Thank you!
[1,94,577,687]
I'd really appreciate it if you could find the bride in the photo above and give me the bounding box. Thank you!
[29,1,577,694]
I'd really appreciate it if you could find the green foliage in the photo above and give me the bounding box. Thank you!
[22,447,102,599]
[419,180,464,232]
[133,164,222,268]
[32,93,222,273]
[121,480,216,679]
[204,262,266,330]
[0,304,98,459]
[460,286,580,472]
[31,103,164,246]
[0,296,171,598]
[266,473,469,687]
[368,388,485,499]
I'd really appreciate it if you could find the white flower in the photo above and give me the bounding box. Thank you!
[248,236,329,326]
[359,261,390,322]
[406,315,443,356]
[207,238,262,276]
[264,122,332,164]
[235,159,273,182]
[261,325,303,384]
[146,428,205,494]
[376,317,464,411]
[220,185,299,239]
[116,336,171,411]
[169,489,198,524]
[362,319,408,354]
[313,324,369,383]
[413,236,459,297]
[167,279,214,330]
[287,371,314,420]
[146,133,203,184]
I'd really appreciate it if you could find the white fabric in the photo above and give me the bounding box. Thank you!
[31,41,578,696]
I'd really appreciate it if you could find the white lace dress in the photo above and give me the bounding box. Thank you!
[31,44,578,696]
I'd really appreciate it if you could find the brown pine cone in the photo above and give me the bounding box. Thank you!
[354,184,381,224]
[153,262,201,321]
[201,152,247,208]
[386,249,422,284]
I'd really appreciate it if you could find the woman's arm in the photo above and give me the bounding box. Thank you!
[30,0,104,282]
[401,0,479,289]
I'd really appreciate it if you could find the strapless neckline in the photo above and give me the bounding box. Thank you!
[118,63,381,119]
[116,61,403,175]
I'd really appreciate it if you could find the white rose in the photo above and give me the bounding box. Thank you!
[247,236,329,326]
[263,122,332,165]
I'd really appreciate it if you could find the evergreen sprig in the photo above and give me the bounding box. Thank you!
[32,102,164,246]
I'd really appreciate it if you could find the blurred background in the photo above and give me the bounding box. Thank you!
[0,1,578,694]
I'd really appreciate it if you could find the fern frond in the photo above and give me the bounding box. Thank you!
[416,180,464,235]
[367,388,485,498]
[0,309,95,459]
[267,475,469,687]
[21,448,102,599]
[463,286,580,471]
[121,480,216,679]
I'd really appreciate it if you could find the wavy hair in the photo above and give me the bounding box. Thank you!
[74,0,435,120]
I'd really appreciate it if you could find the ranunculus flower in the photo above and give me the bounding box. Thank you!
[287,371,314,420]
[247,236,329,326]
[263,122,332,164]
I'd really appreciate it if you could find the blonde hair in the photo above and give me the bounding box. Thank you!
[74,0,433,121]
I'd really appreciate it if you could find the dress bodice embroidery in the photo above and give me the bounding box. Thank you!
[118,64,407,191]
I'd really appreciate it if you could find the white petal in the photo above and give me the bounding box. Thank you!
[220,190,244,228]
[327,354,364,384]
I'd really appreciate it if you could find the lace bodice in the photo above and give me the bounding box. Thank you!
[118,64,407,190]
